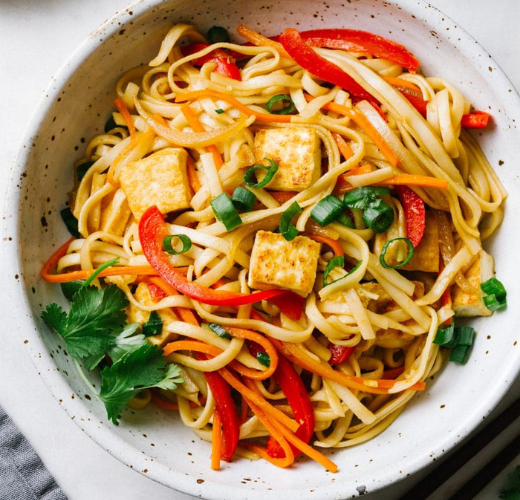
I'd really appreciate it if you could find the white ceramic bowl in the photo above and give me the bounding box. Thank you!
[4,0,520,498]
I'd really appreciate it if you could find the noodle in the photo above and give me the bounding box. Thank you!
[41,22,507,471]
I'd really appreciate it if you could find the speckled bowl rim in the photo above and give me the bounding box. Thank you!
[3,0,520,498]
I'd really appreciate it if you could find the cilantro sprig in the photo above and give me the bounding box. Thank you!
[41,259,183,424]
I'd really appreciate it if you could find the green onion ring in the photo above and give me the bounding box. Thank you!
[279,201,302,241]
[210,192,242,231]
[244,158,278,188]
[379,237,414,269]
[266,94,296,115]
[163,234,192,255]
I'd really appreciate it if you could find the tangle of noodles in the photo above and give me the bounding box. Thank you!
[42,23,507,472]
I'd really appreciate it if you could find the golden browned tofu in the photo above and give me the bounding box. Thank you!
[452,249,495,317]
[401,211,440,273]
[248,230,321,296]
[119,147,192,220]
[253,127,321,192]
[126,283,179,346]
[100,188,132,236]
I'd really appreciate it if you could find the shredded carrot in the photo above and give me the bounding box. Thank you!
[302,233,344,258]
[332,132,357,165]
[114,97,137,140]
[186,155,202,193]
[42,249,161,284]
[241,398,295,469]
[376,174,448,189]
[236,24,291,59]
[277,340,425,394]
[383,76,422,94]
[224,327,278,380]
[40,238,74,280]
[269,191,297,205]
[163,339,220,357]
[334,164,376,193]
[176,89,292,123]
[239,394,249,424]
[151,392,180,410]
[381,367,406,380]
[148,276,200,326]
[304,95,399,167]
[211,409,222,470]
[218,368,299,432]
[180,103,224,169]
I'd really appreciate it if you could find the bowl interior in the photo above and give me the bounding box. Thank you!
[10,0,520,498]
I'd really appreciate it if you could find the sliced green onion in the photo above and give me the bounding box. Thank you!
[83,257,120,288]
[363,198,394,233]
[142,311,163,337]
[342,186,390,209]
[231,187,256,213]
[266,94,296,115]
[379,238,413,269]
[449,345,470,364]
[215,108,225,114]
[244,158,278,188]
[60,207,80,238]
[481,277,507,311]
[209,323,232,340]
[76,160,95,181]
[207,26,231,44]
[256,351,271,367]
[323,257,362,287]
[323,255,344,286]
[210,192,242,231]
[337,212,355,228]
[455,326,475,346]
[279,201,302,241]
[310,195,344,227]
[163,234,192,255]
[434,321,455,346]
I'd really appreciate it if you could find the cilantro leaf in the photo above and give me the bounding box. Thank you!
[41,284,128,360]
[107,323,147,363]
[99,344,183,424]
[142,311,163,337]
[500,466,520,500]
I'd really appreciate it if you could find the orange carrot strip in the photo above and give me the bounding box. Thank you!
[278,341,425,394]
[381,367,405,380]
[211,409,222,470]
[269,191,297,204]
[186,155,202,193]
[376,174,448,189]
[180,103,224,169]
[149,276,200,326]
[176,89,292,123]
[218,368,299,432]
[224,327,278,380]
[42,264,160,284]
[305,95,399,167]
[236,24,291,59]
[241,398,295,469]
[332,132,357,164]
[114,97,137,140]
[40,238,74,280]
[302,233,344,258]
[383,76,422,93]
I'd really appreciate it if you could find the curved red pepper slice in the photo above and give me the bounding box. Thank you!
[294,29,420,73]
[328,344,355,365]
[138,206,303,318]
[460,111,490,129]
[395,185,426,249]
[180,43,242,81]
[196,353,240,462]
[278,28,376,103]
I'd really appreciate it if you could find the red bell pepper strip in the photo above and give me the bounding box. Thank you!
[278,28,376,103]
[196,353,240,462]
[180,43,242,81]
[248,342,315,459]
[395,185,426,249]
[287,29,420,73]
[138,206,303,319]
[328,344,355,365]
[460,111,490,129]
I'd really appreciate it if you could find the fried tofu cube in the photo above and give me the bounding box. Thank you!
[126,283,179,347]
[401,211,440,272]
[253,127,321,192]
[452,249,495,317]
[100,188,132,236]
[119,147,192,220]
[248,230,321,296]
